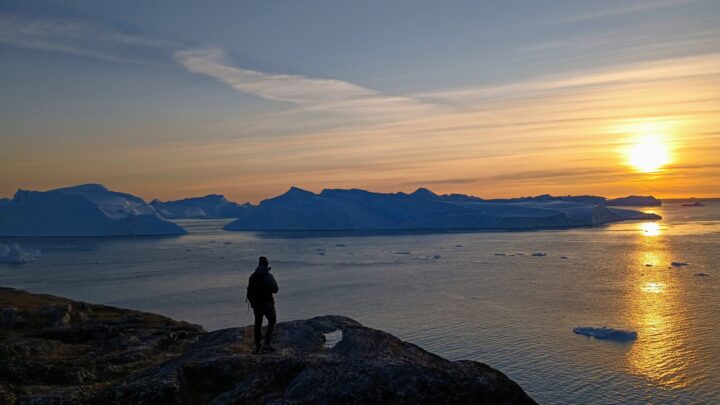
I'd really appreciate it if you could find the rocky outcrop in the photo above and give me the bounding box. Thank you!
[0,287,535,404]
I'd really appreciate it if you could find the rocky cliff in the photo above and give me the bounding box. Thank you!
[0,287,535,404]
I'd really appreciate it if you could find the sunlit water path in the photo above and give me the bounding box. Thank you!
[1,200,719,404]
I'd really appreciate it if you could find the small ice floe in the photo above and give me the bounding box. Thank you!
[323,329,343,349]
[573,326,637,342]
[694,273,710,277]
[336,244,346,247]
[671,262,689,267]
[494,253,507,256]
[0,243,41,265]
[532,253,547,257]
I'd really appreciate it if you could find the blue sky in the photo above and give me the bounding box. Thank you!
[2,1,719,202]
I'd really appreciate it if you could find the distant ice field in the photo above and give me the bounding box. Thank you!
[1,200,719,404]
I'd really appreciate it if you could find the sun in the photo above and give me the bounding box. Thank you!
[627,136,670,172]
[615,120,675,173]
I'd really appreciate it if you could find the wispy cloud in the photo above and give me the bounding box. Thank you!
[552,0,702,24]
[416,53,720,104]
[0,12,175,64]
[175,46,426,113]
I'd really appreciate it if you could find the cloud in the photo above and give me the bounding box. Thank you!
[175,46,426,113]
[551,0,702,24]
[416,53,720,104]
[0,12,175,64]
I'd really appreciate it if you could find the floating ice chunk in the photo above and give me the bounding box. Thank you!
[0,243,41,264]
[694,273,710,277]
[323,329,343,348]
[671,262,689,267]
[573,326,637,342]
[532,252,547,257]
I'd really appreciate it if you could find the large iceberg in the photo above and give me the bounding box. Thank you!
[606,195,662,207]
[0,184,186,236]
[224,187,661,231]
[150,195,249,219]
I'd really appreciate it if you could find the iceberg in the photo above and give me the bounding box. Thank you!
[0,184,186,236]
[223,187,661,231]
[573,326,638,342]
[150,195,249,219]
[0,243,40,264]
[606,195,662,207]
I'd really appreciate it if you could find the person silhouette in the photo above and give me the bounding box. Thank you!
[246,256,279,353]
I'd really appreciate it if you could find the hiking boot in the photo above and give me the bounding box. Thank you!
[261,345,276,353]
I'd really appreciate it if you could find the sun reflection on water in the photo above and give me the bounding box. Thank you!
[640,222,661,236]
[625,226,697,389]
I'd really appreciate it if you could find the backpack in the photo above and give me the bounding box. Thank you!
[246,272,268,306]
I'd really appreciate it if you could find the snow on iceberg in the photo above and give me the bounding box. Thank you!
[0,243,40,264]
[223,187,661,231]
[0,184,186,236]
[573,326,638,342]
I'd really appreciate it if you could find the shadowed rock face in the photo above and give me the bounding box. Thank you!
[0,288,536,404]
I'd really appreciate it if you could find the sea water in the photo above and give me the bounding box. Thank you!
[1,200,718,404]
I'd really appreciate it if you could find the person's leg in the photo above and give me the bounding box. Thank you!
[263,304,277,348]
[253,308,264,352]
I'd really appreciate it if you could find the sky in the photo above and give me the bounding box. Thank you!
[1,0,719,203]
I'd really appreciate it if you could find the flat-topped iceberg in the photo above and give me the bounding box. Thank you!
[224,187,661,231]
[573,326,638,342]
[150,194,249,219]
[606,195,662,206]
[0,184,186,236]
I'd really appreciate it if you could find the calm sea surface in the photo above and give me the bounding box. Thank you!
[1,200,718,404]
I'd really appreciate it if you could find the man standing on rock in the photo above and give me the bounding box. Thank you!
[247,256,279,354]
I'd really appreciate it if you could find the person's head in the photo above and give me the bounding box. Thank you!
[258,256,269,269]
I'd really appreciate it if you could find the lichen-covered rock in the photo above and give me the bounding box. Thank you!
[0,288,535,404]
